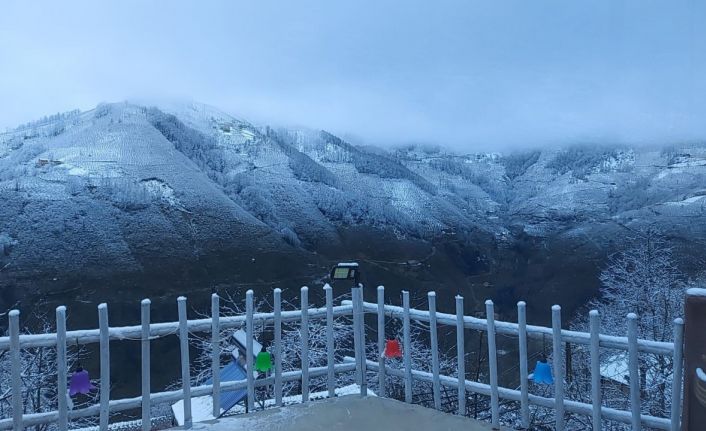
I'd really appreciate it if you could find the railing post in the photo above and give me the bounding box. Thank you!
[402,290,413,403]
[56,306,68,431]
[177,296,192,428]
[429,292,441,410]
[352,286,367,396]
[552,305,565,431]
[671,317,684,431]
[325,284,335,398]
[682,287,706,431]
[377,286,386,398]
[517,301,529,429]
[141,299,151,431]
[627,313,641,430]
[211,293,221,418]
[485,300,500,428]
[352,286,361,390]
[9,310,22,431]
[301,286,310,403]
[274,288,283,406]
[245,290,255,412]
[589,310,601,431]
[98,303,110,431]
[456,295,466,416]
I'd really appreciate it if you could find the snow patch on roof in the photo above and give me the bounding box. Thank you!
[698,368,706,382]
[600,353,630,385]
[600,353,660,387]
[687,287,706,297]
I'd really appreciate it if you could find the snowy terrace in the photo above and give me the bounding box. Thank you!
[0,285,684,431]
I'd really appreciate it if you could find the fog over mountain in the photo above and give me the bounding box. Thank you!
[2,1,705,150]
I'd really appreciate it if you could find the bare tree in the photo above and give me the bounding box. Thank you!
[0,312,98,431]
[562,227,688,429]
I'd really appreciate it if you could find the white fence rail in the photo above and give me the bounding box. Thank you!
[1,285,683,431]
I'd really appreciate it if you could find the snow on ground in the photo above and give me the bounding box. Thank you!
[687,287,706,297]
[172,384,371,426]
[178,393,503,431]
[663,195,706,206]
[142,178,182,207]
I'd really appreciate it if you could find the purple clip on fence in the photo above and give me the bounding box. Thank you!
[69,368,96,396]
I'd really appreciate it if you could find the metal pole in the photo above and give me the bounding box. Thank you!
[99,303,110,431]
[589,310,601,431]
[429,292,441,410]
[627,313,641,431]
[301,286,310,403]
[552,305,565,431]
[141,299,151,431]
[325,284,335,398]
[456,295,466,416]
[682,287,706,430]
[486,300,500,427]
[9,310,22,431]
[56,306,68,431]
[274,288,283,406]
[245,290,255,412]
[402,290,412,403]
[211,293,221,418]
[517,301,529,429]
[177,297,192,428]
[377,286,386,398]
[356,286,368,396]
[352,286,362,391]
[671,317,684,431]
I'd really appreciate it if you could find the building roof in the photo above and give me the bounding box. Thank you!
[171,361,249,426]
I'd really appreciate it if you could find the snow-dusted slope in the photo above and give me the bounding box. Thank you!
[1,101,705,285]
[0,103,289,282]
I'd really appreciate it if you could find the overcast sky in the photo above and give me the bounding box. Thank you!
[1,1,704,150]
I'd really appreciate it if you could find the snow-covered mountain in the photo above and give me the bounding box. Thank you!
[1,102,705,312]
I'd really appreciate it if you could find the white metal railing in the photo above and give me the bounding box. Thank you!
[1,285,683,431]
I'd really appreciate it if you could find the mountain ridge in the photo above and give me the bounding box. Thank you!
[1,101,705,316]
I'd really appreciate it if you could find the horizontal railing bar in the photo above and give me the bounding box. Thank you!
[3,298,674,355]
[0,362,357,429]
[364,360,670,431]
[353,301,674,356]
[0,305,354,351]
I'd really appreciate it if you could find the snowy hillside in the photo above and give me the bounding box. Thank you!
[1,101,705,308]
[0,103,292,291]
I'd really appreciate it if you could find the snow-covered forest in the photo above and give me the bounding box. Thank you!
[1,102,705,285]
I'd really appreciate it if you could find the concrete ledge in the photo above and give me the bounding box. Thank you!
[174,395,509,431]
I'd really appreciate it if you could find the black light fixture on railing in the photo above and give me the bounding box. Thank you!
[329,262,360,287]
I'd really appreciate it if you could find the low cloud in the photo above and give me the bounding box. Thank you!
[1,0,704,151]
